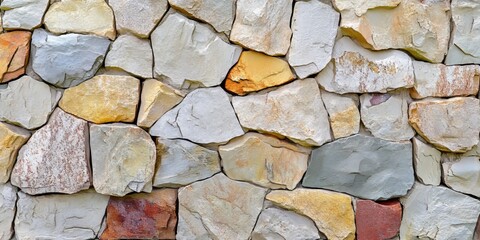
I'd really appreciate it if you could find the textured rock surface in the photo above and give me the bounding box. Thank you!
[288,0,339,78]
[44,0,116,39]
[0,0,49,30]
[0,31,30,83]
[232,78,331,146]
[0,122,29,183]
[219,132,309,190]
[90,123,156,197]
[317,37,414,94]
[10,109,90,195]
[0,183,16,240]
[177,173,267,240]
[413,137,441,186]
[267,188,355,240]
[230,0,292,56]
[101,189,177,239]
[154,138,220,187]
[409,97,480,153]
[321,90,359,139]
[400,183,480,240]
[59,75,140,124]
[225,51,294,95]
[15,190,109,240]
[152,12,241,88]
[303,134,414,200]
[105,34,152,78]
[31,29,111,88]
[442,153,480,197]
[0,75,60,130]
[356,200,402,240]
[150,87,244,144]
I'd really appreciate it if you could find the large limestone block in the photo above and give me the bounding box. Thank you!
[0,183,16,240]
[0,0,49,30]
[412,137,441,186]
[0,122,30,183]
[0,31,31,83]
[321,90,360,139]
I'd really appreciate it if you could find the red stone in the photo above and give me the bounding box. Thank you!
[100,189,177,240]
[355,199,402,240]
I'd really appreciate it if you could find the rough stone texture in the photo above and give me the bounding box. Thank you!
[230,0,292,56]
[400,183,480,240]
[109,0,168,38]
[356,200,402,240]
[0,0,49,30]
[321,90,359,139]
[90,123,156,197]
[151,12,241,89]
[287,0,339,78]
[154,138,220,187]
[105,34,152,79]
[303,134,414,200]
[0,31,30,83]
[412,61,480,99]
[251,207,323,240]
[101,189,177,240]
[169,0,235,33]
[15,190,109,240]
[219,132,309,190]
[10,108,90,195]
[316,37,414,94]
[150,87,244,144]
[0,183,16,240]
[232,78,332,146]
[333,0,451,63]
[413,137,441,186]
[0,122,30,184]
[225,51,294,95]
[59,75,140,124]
[137,79,183,128]
[267,188,355,240]
[409,97,480,153]
[31,29,111,88]
[360,89,415,141]
[44,0,116,39]
[0,75,60,130]
[442,153,480,197]
[177,173,267,240]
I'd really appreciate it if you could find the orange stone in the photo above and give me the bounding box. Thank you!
[0,31,31,83]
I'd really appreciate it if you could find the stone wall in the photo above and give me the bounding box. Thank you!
[0,0,479,239]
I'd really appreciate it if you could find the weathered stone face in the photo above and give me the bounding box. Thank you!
[355,200,402,240]
[105,34,152,79]
[321,90,360,139]
[0,0,49,30]
[442,153,480,198]
[413,137,442,186]
[0,122,30,183]
[0,183,17,240]
[0,31,31,83]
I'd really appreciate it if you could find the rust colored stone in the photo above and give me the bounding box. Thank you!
[0,31,31,83]
[356,199,402,240]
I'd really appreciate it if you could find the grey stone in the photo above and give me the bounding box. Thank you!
[442,152,480,197]
[0,0,49,30]
[105,34,153,78]
[412,137,441,186]
[0,183,16,240]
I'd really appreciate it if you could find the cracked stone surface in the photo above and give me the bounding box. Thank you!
[0,122,30,184]
[442,152,480,197]
[0,0,49,30]
[0,31,31,83]
[413,137,442,186]
[0,183,17,240]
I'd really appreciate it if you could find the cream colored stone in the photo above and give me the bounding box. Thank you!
[321,90,359,139]
[442,153,480,197]
[0,122,29,184]
[413,137,441,186]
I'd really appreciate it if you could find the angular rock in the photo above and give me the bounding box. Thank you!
[356,200,402,240]
[150,87,244,144]
[0,75,60,130]
[225,51,294,95]
[10,108,90,195]
[109,0,168,38]
[0,183,16,240]
[400,183,480,240]
[409,97,480,152]
[267,188,355,240]
[333,0,450,63]
[31,29,111,88]
[321,90,359,139]
[0,122,30,184]
[252,207,323,240]
[90,123,156,197]
[0,31,30,83]
[303,134,414,200]
[413,137,441,186]
[169,0,235,33]
[442,153,480,197]
[360,89,415,141]
[59,75,140,124]
[316,37,414,94]
[219,132,309,190]
[101,189,177,239]
[15,190,109,240]
[230,0,292,56]
[154,138,221,187]
[0,0,49,30]
[177,173,266,239]
[288,0,339,78]
[151,12,241,88]
[44,0,116,40]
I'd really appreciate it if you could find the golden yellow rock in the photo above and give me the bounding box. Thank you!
[225,51,294,95]
[0,122,30,183]
[59,75,140,124]
[266,188,355,240]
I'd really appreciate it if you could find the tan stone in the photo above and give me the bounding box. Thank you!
[267,188,355,240]
[225,51,294,95]
[59,75,140,124]
[0,31,31,83]
[321,90,359,139]
[0,122,29,183]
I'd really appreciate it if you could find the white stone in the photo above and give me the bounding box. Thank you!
[412,137,441,186]
[0,183,16,240]
[442,153,480,197]
[321,90,359,139]
[0,0,49,30]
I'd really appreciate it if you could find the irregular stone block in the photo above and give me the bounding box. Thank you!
[356,200,402,240]
[0,0,49,30]
[321,90,360,139]
[442,153,480,197]
[0,31,30,83]
[413,137,441,186]
[0,122,30,183]
[0,183,16,240]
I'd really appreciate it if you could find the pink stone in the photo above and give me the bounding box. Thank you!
[356,199,402,240]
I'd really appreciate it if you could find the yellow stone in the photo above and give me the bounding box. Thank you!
[225,51,294,95]
[266,188,355,240]
[59,75,140,124]
[330,105,360,139]
[0,122,30,183]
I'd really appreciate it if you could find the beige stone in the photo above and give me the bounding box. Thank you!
[413,137,441,186]
[0,122,29,184]
[321,90,359,139]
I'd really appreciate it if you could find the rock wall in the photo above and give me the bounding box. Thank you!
[1,0,480,239]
